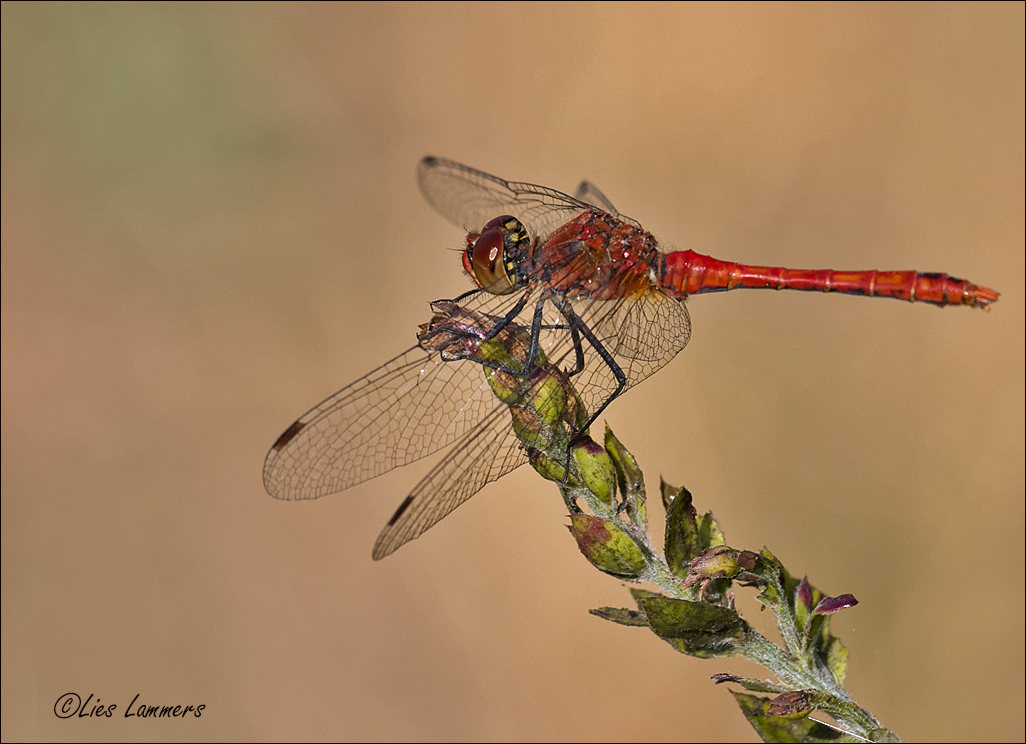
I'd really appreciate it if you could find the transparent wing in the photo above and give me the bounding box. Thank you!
[573,180,621,216]
[498,289,691,432]
[264,341,498,501]
[371,400,528,559]
[573,289,692,408]
[368,288,688,560]
[583,288,692,368]
[453,283,691,470]
[262,286,546,503]
[417,156,641,240]
[264,280,689,554]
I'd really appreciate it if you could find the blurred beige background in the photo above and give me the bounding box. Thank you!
[2,3,1022,741]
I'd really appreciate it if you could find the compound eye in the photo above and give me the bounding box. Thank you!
[467,225,515,295]
[481,215,512,232]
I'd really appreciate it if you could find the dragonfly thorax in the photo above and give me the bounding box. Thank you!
[463,215,530,295]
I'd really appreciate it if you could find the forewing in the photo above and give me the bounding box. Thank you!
[264,345,500,501]
[417,156,598,240]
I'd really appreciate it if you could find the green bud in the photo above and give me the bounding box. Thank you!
[510,405,549,449]
[687,547,741,580]
[573,438,616,507]
[485,367,523,406]
[604,426,647,529]
[529,369,567,428]
[567,515,647,579]
[528,447,566,483]
[682,546,752,594]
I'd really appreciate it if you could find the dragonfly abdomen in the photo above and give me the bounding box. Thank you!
[658,250,999,309]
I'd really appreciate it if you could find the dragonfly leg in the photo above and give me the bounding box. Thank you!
[475,300,547,376]
[564,316,586,377]
[430,289,542,376]
[453,299,547,375]
[442,287,534,349]
[561,299,627,432]
[546,298,628,486]
[481,289,532,341]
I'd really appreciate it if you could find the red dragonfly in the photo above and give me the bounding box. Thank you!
[264,156,999,559]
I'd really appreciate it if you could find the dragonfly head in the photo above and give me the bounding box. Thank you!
[463,215,529,295]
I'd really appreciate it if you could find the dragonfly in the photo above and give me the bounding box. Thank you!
[264,156,999,560]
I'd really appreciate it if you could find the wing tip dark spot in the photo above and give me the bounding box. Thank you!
[272,420,305,451]
[387,495,416,526]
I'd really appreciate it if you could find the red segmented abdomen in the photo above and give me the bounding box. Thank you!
[657,250,999,309]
